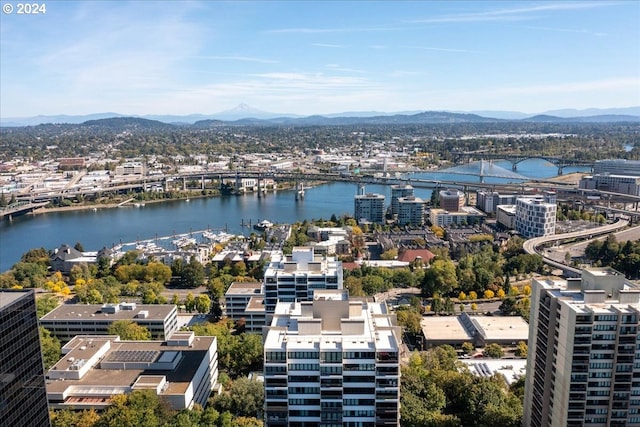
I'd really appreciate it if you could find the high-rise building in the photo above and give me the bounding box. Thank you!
[524,268,640,427]
[263,247,343,315]
[0,290,50,427]
[439,189,465,212]
[263,290,401,427]
[390,184,414,217]
[397,196,425,226]
[355,193,386,224]
[515,196,556,238]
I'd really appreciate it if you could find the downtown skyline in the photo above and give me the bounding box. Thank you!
[1,0,639,118]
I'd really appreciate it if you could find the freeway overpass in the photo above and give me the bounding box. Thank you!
[0,201,49,221]
[523,218,630,278]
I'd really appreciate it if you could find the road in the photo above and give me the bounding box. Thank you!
[546,225,640,263]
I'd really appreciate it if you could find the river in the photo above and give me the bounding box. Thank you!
[0,159,589,272]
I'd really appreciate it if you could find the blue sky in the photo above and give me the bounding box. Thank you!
[1,1,639,117]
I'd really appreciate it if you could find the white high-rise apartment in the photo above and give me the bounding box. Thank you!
[263,290,402,427]
[515,196,556,238]
[397,196,425,226]
[354,193,386,224]
[390,184,414,217]
[524,268,640,427]
[263,247,343,315]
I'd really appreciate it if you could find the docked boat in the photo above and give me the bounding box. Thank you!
[253,219,274,231]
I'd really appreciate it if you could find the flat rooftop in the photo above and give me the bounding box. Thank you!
[0,290,32,309]
[421,316,470,341]
[225,282,263,296]
[41,303,176,321]
[472,316,530,341]
[47,335,215,396]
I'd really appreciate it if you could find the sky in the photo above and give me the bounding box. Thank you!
[1,0,639,117]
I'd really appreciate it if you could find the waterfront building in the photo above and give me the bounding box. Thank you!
[114,162,145,176]
[46,332,218,411]
[524,268,640,427]
[496,205,517,229]
[397,196,425,226]
[0,290,50,427]
[354,193,386,224]
[263,290,402,427]
[390,184,414,217]
[263,247,343,316]
[476,190,517,214]
[40,302,178,343]
[579,173,640,196]
[49,243,108,274]
[594,159,640,176]
[223,282,266,333]
[429,206,486,227]
[515,196,556,238]
[439,189,465,212]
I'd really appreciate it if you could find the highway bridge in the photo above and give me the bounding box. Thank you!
[0,201,49,221]
[14,169,578,204]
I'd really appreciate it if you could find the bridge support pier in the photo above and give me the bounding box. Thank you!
[558,167,563,175]
[182,177,187,191]
[512,163,517,171]
[201,175,205,190]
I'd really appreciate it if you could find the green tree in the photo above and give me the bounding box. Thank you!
[36,294,60,318]
[195,294,212,314]
[95,390,172,427]
[461,342,475,355]
[182,257,205,288]
[107,319,151,340]
[421,259,458,296]
[483,343,504,358]
[40,327,61,370]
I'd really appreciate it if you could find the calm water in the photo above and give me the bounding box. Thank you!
[0,159,589,271]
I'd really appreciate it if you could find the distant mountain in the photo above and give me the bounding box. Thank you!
[522,114,640,123]
[211,103,298,121]
[2,105,638,127]
[81,117,176,131]
[1,112,126,126]
[540,106,640,118]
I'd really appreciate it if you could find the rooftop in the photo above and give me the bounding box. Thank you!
[41,303,176,322]
[0,290,32,309]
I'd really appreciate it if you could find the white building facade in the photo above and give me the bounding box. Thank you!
[355,193,386,224]
[515,197,556,238]
[397,196,425,226]
[263,290,401,427]
[263,247,343,315]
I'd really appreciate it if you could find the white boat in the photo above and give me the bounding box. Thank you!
[254,219,274,231]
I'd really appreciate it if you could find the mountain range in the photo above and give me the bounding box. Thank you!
[2,104,639,127]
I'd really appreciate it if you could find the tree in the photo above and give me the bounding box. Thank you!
[514,341,528,358]
[95,390,172,427]
[380,248,398,260]
[74,241,85,252]
[36,294,60,318]
[461,342,475,355]
[195,294,212,314]
[499,297,517,315]
[107,319,151,340]
[40,327,61,370]
[184,292,196,313]
[211,377,264,419]
[421,259,458,296]
[483,343,504,358]
[182,257,205,288]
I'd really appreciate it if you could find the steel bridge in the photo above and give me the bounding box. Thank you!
[452,152,593,174]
